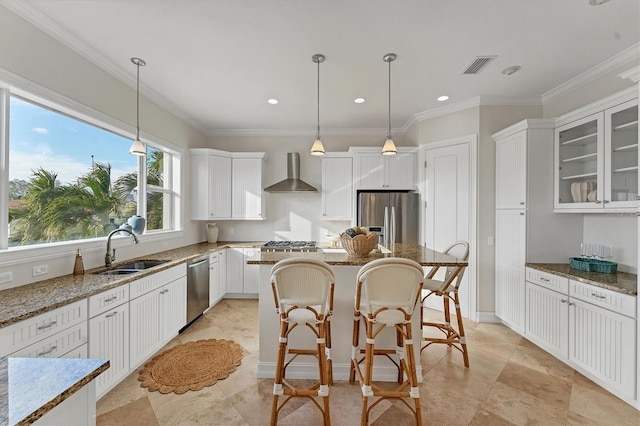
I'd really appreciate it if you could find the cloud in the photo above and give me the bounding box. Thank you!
[32,127,49,135]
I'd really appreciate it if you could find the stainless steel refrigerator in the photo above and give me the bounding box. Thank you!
[357,191,419,245]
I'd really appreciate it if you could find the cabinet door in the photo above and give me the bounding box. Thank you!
[525,282,569,359]
[232,158,264,219]
[495,209,526,333]
[555,113,604,209]
[355,154,385,189]
[219,249,227,296]
[161,277,187,341]
[209,155,232,218]
[89,306,129,398]
[496,131,527,209]
[190,154,211,220]
[243,248,261,294]
[604,99,638,209]
[569,298,636,399]
[321,157,353,220]
[385,152,416,189]
[209,253,220,306]
[129,289,161,369]
[226,248,244,293]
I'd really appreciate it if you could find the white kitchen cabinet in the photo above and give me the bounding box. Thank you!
[554,91,638,212]
[524,268,637,402]
[351,147,416,190]
[232,153,267,219]
[129,265,187,369]
[189,149,232,220]
[495,209,526,333]
[321,154,353,220]
[224,247,260,297]
[189,149,266,220]
[89,301,129,398]
[493,120,582,334]
[495,130,527,209]
[209,251,222,306]
[219,249,227,296]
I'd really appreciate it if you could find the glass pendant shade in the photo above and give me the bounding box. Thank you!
[310,138,325,156]
[129,137,146,156]
[382,137,397,155]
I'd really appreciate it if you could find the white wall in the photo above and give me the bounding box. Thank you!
[582,215,637,274]
[0,6,209,288]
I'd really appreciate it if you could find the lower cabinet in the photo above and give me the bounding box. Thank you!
[129,266,187,369]
[225,247,260,297]
[88,301,129,398]
[209,251,222,306]
[525,267,637,402]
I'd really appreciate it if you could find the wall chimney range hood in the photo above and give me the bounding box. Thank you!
[264,152,318,192]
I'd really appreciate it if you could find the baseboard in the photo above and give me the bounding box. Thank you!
[477,311,501,323]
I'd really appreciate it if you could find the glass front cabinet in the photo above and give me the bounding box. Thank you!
[554,98,638,211]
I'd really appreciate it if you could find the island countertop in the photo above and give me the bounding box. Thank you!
[247,243,467,266]
[0,356,109,425]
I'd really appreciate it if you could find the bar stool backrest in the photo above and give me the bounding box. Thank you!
[356,258,424,317]
[270,258,335,316]
[439,241,469,291]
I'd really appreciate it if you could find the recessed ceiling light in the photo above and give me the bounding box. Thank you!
[437,95,449,102]
[502,65,521,76]
[354,97,366,104]
[267,98,279,105]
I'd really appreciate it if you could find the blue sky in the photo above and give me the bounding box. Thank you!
[9,96,137,185]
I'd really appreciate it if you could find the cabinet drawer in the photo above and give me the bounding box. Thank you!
[0,299,87,357]
[10,321,87,358]
[569,279,636,319]
[88,284,129,318]
[129,264,187,299]
[210,252,220,262]
[526,268,569,294]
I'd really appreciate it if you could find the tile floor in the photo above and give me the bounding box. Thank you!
[97,299,639,425]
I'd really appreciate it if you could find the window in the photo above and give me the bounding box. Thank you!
[2,88,181,250]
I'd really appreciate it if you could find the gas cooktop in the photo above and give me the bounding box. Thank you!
[261,241,317,252]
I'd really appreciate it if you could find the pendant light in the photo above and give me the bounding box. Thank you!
[129,57,147,156]
[381,53,397,156]
[310,54,325,156]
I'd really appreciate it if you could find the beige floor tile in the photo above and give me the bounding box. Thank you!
[96,369,150,416]
[468,408,517,426]
[495,362,572,408]
[508,342,574,384]
[96,396,159,426]
[568,382,640,426]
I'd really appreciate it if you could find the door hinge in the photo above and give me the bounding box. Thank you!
[424,201,427,208]
[424,160,427,168]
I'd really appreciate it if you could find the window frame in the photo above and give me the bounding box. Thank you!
[0,70,184,267]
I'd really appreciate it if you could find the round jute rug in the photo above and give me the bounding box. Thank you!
[138,339,243,394]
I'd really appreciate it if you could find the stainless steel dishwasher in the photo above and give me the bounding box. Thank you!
[185,255,210,328]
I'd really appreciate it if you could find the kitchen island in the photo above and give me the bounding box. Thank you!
[247,244,467,382]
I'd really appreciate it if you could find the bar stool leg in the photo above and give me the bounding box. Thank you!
[404,322,423,425]
[271,320,289,425]
[350,312,361,384]
[361,320,375,426]
[453,291,469,367]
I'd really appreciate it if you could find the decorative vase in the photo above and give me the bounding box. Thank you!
[104,218,119,233]
[206,223,219,243]
[128,215,146,235]
[118,223,133,236]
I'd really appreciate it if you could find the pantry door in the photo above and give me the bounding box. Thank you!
[422,136,475,319]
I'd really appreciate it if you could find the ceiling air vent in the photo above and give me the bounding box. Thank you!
[462,56,497,74]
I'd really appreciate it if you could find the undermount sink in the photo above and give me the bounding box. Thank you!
[94,259,170,275]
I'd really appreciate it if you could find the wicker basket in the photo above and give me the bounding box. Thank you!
[340,232,378,257]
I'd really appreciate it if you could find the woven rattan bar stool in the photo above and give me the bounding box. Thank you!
[349,258,424,426]
[420,241,470,367]
[269,258,335,426]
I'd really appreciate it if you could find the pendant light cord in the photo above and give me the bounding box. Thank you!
[387,58,392,139]
[316,59,320,140]
[136,62,141,140]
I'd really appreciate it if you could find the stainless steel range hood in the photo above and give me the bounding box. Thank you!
[264,152,318,192]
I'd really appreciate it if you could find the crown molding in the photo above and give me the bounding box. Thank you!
[491,118,555,140]
[619,65,640,83]
[554,85,638,128]
[207,127,391,137]
[542,42,640,104]
[0,0,210,136]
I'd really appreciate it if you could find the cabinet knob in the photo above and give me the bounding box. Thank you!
[560,299,567,303]
[595,200,602,204]
[519,212,524,216]
[603,200,609,204]
[520,202,525,205]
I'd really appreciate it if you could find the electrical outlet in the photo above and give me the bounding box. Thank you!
[488,236,495,246]
[33,265,49,277]
[0,272,13,284]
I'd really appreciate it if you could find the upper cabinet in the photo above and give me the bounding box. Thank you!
[321,154,353,220]
[554,90,638,212]
[351,147,417,190]
[495,130,527,209]
[190,149,267,220]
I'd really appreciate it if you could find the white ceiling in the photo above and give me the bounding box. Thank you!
[4,0,640,136]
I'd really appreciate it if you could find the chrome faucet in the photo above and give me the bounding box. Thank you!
[105,228,139,267]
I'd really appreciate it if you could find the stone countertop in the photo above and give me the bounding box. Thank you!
[247,243,468,267]
[526,263,637,296]
[0,356,109,425]
[0,241,263,328]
